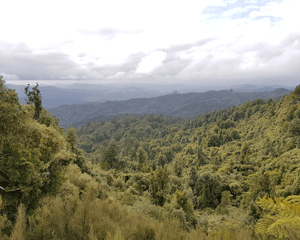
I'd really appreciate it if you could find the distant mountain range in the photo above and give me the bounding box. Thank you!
[7,82,295,109]
[7,83,165,109]
[47,88,292,128]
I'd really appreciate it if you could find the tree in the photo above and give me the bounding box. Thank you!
[136,146,148,169]
[196,147,205,167]
[189,167,197,190]
[174,190,197,227]
[155,152,168,167]
[291,84,300,98]
[173,155,184,177]
[192,173,223,209]
[102,140,118,169]
[0,78,75,212]
[149,166,170,206]
[25,83,42,121]
[66,125,77,153]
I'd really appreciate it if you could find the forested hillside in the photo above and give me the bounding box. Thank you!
[48,88,291,127]
[75,85,300,239]
[1,76,300,239]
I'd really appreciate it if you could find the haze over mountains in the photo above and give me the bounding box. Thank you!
[7,82,295,109]
[47,87,292,128]
[7,83,164,109]
[6,82,293,128]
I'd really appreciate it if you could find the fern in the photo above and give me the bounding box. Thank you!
[256,195,300,238]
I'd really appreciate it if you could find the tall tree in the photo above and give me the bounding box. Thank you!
[102,140,118,169]
[25,83,42,121]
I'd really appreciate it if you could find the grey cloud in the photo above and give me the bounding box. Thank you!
[91,52,146,77]
[261,34,300,77]
[77,53,86,58]
[153,33,300,81]
[0,42,101,80]
[256,45,283,62]
[148,39,215,77]
[0,41,148,81]
[279,33,300,50]
[0,42,32,54]
[146,39,215,77]
[161,38,215,54]
[1,32,299,84]
[151,56,191,77]
[90,65,123,78]
[250,33,300,67]
[96,28,127,35]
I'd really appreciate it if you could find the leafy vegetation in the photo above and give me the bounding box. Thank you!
[1,75,300,239]
[256,195,300,238]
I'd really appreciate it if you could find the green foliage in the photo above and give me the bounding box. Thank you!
[174,190,197,227]
[73,85,300,227]
[192,173,224,209]
[149,167,170,206]
[136,146,149,169]
[24,83,42,121]
[0,78,76,215]
[256,195,300,239]
[102,140,119,169]
[288,119,300,136]
[291,85,300,98]
[0,195,10,239]
[66,125,78,153]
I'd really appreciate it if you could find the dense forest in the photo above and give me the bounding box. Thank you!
[1,75,300,239]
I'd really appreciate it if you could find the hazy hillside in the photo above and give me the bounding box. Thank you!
[7,82,294,109]
[48,88,291,127]
[6,83,165,108]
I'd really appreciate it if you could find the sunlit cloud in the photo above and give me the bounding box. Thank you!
[136,51,166,73]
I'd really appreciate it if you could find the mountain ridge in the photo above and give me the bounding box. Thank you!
[48,88,291,127]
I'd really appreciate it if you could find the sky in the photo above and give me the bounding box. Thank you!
[1,0,299,87]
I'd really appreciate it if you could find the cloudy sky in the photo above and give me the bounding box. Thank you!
[1,0,299,86]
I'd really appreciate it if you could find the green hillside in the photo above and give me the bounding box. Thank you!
[1,75,300,239]
[75,85,300,238]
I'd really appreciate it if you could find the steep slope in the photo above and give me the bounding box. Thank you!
[73,85,300,238]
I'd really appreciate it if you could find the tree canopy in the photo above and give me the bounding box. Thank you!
[0,76,76,210]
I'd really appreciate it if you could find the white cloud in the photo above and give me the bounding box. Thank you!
[136,51,166,73]
[210,0,227,6]
[240,52,257,70]
[244,0,257,3]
